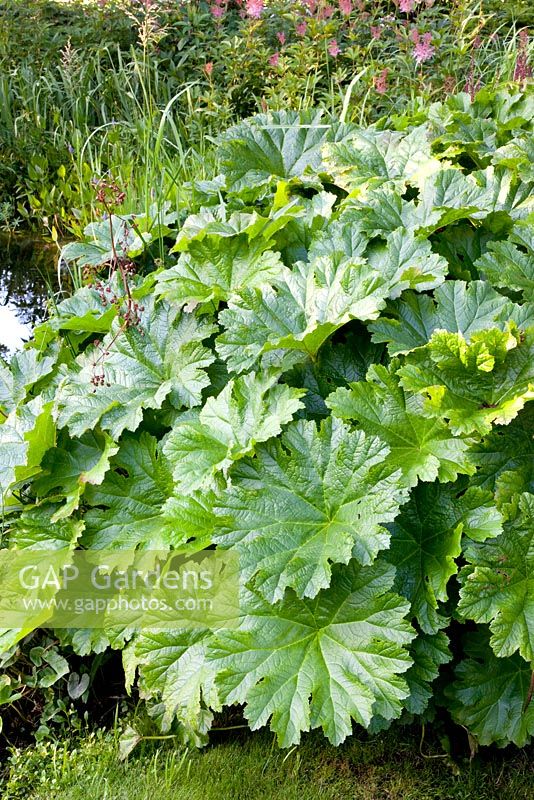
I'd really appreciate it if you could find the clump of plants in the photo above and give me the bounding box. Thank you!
[0,1,531,230]
[0,87,533,750]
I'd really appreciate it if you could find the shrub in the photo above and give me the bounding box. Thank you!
[1,87,533,749]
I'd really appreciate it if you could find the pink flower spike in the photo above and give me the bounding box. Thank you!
[399,0,416,12]
[373,67,389,94]
[339,0,353,15]
[277,31,286,45]
[370,26,382,40]
[328,39,341,57]
[269,51,280,67]
[245,0,263,18]
[204,61,214,77]
[413,32,435,63]
[296,21,307,36]
[210,3,225,19]
[409,27,419,43]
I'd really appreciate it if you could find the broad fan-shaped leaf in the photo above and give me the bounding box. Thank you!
[34,287,117,337]
[403,631,451,717]
[386,482,502,633]
[365,228,448,295]
[210,560,414,746]
[214,418,408,602]
[32,430,119,521]
[7,502,83,550]
[216,258,389,374]
[370,280,529,355]
[56,299,216,439]
[219,111,354,197]
[470,406,534,505]
[284,330,385,417]
[0,349,56,413]
[458,492,534,663]
[163,372,304,492]
[134,628,218,741]
[327,365,474,487]
[83,432,174,549]
[475,224,534,301]
[307,214,369,265]
[447,631,534,747]
[0,397,55,503]
[324,126,441,192]
[398,327,534,436]
[171,200,303,253]
[156,235,285,309]
[419,168,495,227]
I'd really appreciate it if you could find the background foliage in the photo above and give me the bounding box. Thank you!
[0,0,532,232]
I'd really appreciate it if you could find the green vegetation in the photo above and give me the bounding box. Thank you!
[2,727,534,800]
[0,1,532,231]
[0,3,533,795]
[1,88,533,754]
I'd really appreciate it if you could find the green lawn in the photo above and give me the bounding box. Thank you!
[2,727,533,800]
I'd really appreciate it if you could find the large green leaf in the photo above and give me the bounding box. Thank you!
[283,330,385,417]
[403,631,451,717]
[0,349,56,414]
[163,372,304,492]
[134,628,218,740]
[470,406,534,504]
[399,327,534,436]
[219,110,350,197]
[7,503,83,550]
[0,397,56,503]
[33,430,119,521]
[327,365,474,487]
[214,418,408,602]
[386,482,502,633]
[370,280,530,356]
[83,433,174,549]
[365,228,448,294]
[458,492,534,664]
[156,235,285,309]
[447,631,534,747]
[216,258,389,374]
[56,298,216,439]
[324,126,441,192]
[210,560,414,746]
[475,223,534,301]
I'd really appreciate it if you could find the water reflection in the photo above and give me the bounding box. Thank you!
[0,235,57,358]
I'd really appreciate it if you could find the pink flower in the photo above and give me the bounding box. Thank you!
[370,25,382,40]
[245,0,263,18]
[304,0,317,12]
[399,0,416,11]
[409,27,420,43]
[269,51,280,67]
[296,21,307,36]
[338,0,353,15]
[318,4,334,19]
[210,3,225,19]
[328,38,340,57]
[373,67,389,94]
[413,31,435,63]
[204,61,214,77]
[277,31,286,45]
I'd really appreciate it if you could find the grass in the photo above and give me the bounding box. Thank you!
[2,726,533,800]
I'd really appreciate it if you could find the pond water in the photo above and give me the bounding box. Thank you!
[0,235,57,358]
